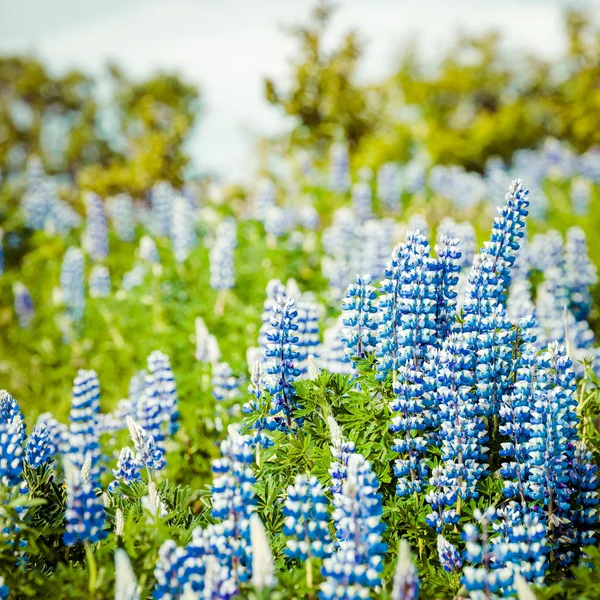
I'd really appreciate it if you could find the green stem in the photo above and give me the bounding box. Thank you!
[84,541,97,597]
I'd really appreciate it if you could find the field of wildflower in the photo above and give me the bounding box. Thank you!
[2,8,600,600]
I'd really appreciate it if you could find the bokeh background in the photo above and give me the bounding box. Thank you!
[2,0,600,420]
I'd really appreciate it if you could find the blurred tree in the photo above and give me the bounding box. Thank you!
[265,7,600,173]
[264,1,376,158]
[0,56,114,180]
[0,56,201,198]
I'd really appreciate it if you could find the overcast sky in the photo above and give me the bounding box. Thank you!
[0,0,596,181]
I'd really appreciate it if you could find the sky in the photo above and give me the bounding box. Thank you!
[0,0,597,181]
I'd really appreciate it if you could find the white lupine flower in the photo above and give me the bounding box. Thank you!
[195,317,211,362]
[114,548,140,600]
[250,514,276,590]
[81,455,92,485]
[115,508,124,537]
[307,354,320,380]
[514,573,537,600]
[141,482,167,521]
[392,540,419,600]
[327,415,343,449]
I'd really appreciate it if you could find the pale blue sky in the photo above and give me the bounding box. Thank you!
[1,0,596,181]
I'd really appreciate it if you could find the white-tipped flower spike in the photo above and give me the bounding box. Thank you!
[171,194,197,262]
[115,548,140,600]
[81,455,92,485]
[195,317,210,362]
[126,416,165,472]
[115,508,125,537]
[141,481,168,521]
[89,264,111,298]
[392,540,419,600]
[139,236,160,264]
[307,355,320,380]
[250,514,276,590]
[514,573,537,600]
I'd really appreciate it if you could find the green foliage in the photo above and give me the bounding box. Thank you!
[266,6,600,173]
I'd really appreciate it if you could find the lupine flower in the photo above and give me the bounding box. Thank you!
[320,318,353,375]
[392,540,420,600]
[571,176,592,216]
[243,361,275,449]
[150,182,174,238]
[341,274,379,367]
[264,296,302,431]
[0,415,24,487]
[351,180,372,221]
[514,573,537,600]
[63,456,107,546]
[209,227,236,292]
[254,178,277,222]
[84,192,109,261]
[403,157,427,194]
[139,236,160,263]
[499,337,537,503]
[66,370,102,481]
[171,194,197,262]
[329,142,350,193]
[13,282,34,328]
[136,387,167,458]
[376,242,408,379]
[153,540,192,599]
[377,162,401,212]
[108,193,135,242]
[0,390,26,443]
[462,508,512,597]
[437,218,476,269]
[115,548,140,600]
[258,279,287,357]
[295,300,321,376]
[493,503,549,587]
[434,333,488,508]
[327,415,356,496]
[433,236,461,340]
[283,474,332,561]
[109,447,142,492]
[321,454,387,598]
[126,416,165,473]
[437,535,462,572]
[362,218,396,281]
[89,264,111,298]
[195,317,214,362]
[147,350,179,435]
[322,208,364,300]
[568,441,599,554]
[36,411,67,458]
[60,247,85,321]
[210,425,256,585]
[524,343,578,524]
[212,362,239,404]
[142,481,168,520]
[250,514,276,590]
[506,274,535,324]
[482,178,530,293]
[564,226,597,321]
[389,231,438,496]
[115,508,125,536]
[25,423,52,468]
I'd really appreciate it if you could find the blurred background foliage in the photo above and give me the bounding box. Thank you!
[0,57,199,199]
[1,4,599,197]
[264,3,600,172]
